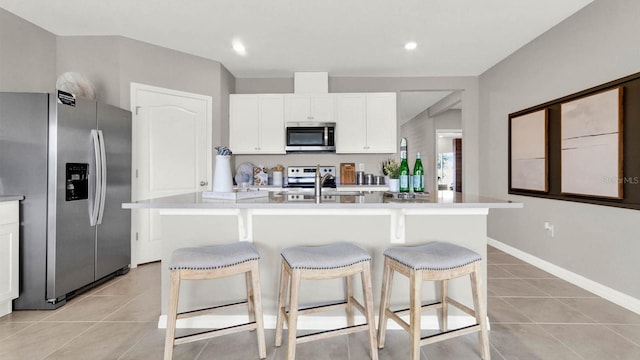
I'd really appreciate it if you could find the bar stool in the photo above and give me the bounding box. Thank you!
[275,242,378,360]
[378,241,490,360]
[164,242,266,360]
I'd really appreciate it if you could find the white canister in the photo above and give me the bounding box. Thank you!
[272,171,283,187]
[213,155,233,192]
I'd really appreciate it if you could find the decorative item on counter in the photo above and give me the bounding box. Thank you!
[398,137,410,192]
[413,152,425,192]
[253,165,269,186]
[382,158,400,192]
[382,158,400,179]
[271,164,284,187]
[215,145,232,156]
[235,162,255,186]
[212,145,233,192]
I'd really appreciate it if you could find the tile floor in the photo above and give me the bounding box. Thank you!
[2,246,640,359]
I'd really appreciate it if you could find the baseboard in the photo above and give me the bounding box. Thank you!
[157,314,480,330]
[0,300,11,317]
[488,237,640,315]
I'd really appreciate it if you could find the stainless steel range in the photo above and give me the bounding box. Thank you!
[286,166,336,188]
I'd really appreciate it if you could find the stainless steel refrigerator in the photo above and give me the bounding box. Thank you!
[0,91,131,309]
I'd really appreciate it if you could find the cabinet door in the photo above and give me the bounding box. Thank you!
[284,95,311,123]
[257,95,285,153]
[310,95,335,123]
[335,94,367,153]
[230,95,260,153]
[0,202,19,304]
[366,93,397,153]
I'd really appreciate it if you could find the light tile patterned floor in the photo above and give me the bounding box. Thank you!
[1,246,640,359]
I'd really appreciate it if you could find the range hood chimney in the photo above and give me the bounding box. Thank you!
[294,72,328,94]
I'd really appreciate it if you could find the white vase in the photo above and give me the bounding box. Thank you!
[388,178,400,192]
[213,155,233,192]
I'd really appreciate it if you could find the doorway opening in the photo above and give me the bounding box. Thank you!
[399,90,463,194]
[436,130,462,191]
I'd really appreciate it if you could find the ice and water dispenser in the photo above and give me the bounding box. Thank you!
[65,163,88,201]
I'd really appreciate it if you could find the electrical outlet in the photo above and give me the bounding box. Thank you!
[358,163,365,171]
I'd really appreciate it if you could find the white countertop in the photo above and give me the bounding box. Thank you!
[123,191,522,210]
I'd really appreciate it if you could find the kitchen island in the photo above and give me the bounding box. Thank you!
[123,191,521,330]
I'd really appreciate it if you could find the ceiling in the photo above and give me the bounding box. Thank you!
[0,0,593,78]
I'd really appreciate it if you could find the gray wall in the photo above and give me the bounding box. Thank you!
[0,8,234,159]
[480,0,640,299]
[0,8,56,93]
[236,76,480,194]
[56,36,232,147]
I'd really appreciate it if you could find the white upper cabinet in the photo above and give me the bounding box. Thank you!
[335,94,367,153]
[335,92,397,153]
[284,94,335,123]
[230,94,285,154]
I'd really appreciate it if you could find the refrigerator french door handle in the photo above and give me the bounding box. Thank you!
[97,130,107,225]
[90,129,102,226]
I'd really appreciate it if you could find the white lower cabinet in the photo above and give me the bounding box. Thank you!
[230,94,285,154]
[336,92,397,153]
[0,201,19,317]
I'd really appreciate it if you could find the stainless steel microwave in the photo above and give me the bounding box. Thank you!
[285,122,336,152]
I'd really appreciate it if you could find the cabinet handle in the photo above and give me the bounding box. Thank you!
[200,181,208,186]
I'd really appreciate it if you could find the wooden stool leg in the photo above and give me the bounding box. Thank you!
[249,261,267,359]
[471,262,491,360]
[275,260,289,347]
[346,275,355,326]
[440,279,449,332]
[377,257,394,349]
[409,269,423,360]
[164,271,181,360]
[286,269,301,360]
[246,271,255,325]
[361,262,379,360]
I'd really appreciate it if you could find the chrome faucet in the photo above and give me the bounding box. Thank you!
[314,164,334,197]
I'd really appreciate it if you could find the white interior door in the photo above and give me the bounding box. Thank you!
[131,83,212,266]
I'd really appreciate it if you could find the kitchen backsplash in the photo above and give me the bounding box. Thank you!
[232,153,396,179]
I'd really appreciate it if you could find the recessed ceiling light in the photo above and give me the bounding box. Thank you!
[404,41,417,51]
[232,40,246,56]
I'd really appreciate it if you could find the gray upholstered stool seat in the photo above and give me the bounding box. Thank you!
[281,242,371,270]
[383,241,481,271]
[164,242,266,360]
[169,242,260,270]
[378,241,490,360]
[276,242,378,360]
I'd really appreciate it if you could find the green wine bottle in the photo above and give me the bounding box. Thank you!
[399,138,410,192]
[413,152,424,192]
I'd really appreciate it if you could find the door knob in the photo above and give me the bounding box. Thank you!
[200,181,208,186]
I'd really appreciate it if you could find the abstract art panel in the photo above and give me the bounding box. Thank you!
[510,109,548,192]
[561,87,623,198]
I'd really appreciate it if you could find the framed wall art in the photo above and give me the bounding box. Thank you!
[560,87,623,199]
[510,109,548,192]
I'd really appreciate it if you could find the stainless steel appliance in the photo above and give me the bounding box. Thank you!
[0,91,132,309]
[285,122,336,152]
[286,166,336,188]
